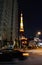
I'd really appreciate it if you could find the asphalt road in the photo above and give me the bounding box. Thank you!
[0,48,42,65]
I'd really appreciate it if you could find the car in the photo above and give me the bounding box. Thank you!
[0,45,14,61]
[13,49,29,60]
[0,43,29,61]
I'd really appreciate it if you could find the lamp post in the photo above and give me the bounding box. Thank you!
[36,31,41,38]
[37,32,41,35]
[34,31,41,45]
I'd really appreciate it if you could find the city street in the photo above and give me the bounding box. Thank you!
[0,0,42,65]
[0,48,42,65]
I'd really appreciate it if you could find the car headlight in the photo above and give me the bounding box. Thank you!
[22,53,29,56]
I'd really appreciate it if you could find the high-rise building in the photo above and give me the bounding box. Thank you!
[0,0,18,41]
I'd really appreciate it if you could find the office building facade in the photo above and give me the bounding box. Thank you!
[0,0,18,41]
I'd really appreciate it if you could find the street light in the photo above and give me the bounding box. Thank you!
[34,31,41,45]
[37,32,41,35]
[36,31,41,38]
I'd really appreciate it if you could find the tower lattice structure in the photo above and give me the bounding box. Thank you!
[19,12,24,37]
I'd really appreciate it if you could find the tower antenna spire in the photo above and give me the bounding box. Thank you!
[20,11,24,32]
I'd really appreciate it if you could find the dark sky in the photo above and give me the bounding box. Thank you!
[18,0,42,38]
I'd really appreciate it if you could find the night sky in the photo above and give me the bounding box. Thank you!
[18,0,42,38]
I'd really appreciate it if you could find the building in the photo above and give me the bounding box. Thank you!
[19,12,27,48]
[0,0,18,41]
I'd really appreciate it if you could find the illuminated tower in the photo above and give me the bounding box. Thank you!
[0,0,18,41]
[20,12,24,35]
[19,12,27,48]
[19,12,24,48]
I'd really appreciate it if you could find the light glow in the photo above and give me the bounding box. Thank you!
[23,53,29,56]
[38,42,42,46]
[20,12,24,32]
[37,32,41,35]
